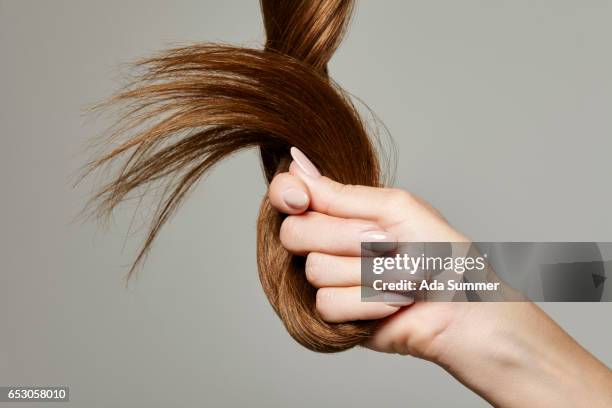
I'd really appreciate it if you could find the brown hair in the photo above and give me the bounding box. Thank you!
[85,0,384,352]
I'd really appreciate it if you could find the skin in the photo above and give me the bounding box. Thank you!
[267,148,612,407]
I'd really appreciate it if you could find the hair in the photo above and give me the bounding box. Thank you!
[84,0,386,352]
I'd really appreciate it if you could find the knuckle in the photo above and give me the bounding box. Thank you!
[315,288,335,321]
[305,253,325,287]
[384,188,414,210]
[325,182,350,214]
[326,181,360,215]
[279,216,299,250]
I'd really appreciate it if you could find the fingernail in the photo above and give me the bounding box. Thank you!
[282,188,309,209]
[290,147,321,178]
[361,230,397,254]
[384,292,414,307]
[361,230,393,241]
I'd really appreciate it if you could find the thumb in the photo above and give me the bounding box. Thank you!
[290,147,408,226]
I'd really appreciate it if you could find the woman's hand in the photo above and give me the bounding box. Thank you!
[267,147,612,407]
[270,147,468,359]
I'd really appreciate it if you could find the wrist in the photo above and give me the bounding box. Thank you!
[432,303,612,407]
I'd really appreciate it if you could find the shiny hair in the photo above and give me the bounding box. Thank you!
[85,0,385,352]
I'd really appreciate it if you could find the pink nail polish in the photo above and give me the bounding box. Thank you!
[361,230,394,242]
[282,188,309,209]
[290,147,321,178]
[361,230,398,254]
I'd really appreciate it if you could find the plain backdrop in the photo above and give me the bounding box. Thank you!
[1,1,611,407]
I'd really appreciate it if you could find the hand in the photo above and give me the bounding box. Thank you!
[267,147,612,407]
[270,147,473,360]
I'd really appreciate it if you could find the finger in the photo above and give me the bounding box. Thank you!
[305,253,361,288]
[290,147,411,226]
[268,172,310,214]
[280,211,393,256]
[316,286,412,323]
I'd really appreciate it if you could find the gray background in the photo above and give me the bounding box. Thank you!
[1,0,611,406]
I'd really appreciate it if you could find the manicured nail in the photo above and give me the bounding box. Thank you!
[384,292,414,307]
[361,230,392,241]
[282,188,309,209]
[290,147,321,178]
[361,230,397,254]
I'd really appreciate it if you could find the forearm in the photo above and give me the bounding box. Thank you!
[435,302,612,407]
